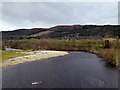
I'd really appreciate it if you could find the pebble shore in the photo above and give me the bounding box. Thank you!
[2,50,68,68]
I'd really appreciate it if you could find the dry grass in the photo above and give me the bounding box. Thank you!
[3,38,119,66]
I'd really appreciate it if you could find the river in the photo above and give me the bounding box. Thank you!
[2,51,119,88]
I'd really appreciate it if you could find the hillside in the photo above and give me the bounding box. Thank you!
[1,25,120,40]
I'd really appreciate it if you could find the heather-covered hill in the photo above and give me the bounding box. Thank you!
[1,25,120,40]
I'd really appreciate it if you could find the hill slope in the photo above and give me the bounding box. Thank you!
[1,25,120,40]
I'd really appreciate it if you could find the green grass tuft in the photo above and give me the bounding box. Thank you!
[1,51,29,60]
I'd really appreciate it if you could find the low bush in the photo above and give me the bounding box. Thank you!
[3,38,119,66]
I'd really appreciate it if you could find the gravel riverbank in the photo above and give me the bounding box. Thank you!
[2,50,68,68]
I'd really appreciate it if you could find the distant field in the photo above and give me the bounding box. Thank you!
[2,51,28,60]
[103,38,117,41]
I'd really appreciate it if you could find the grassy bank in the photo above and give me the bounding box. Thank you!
[118,51,120,66]
[3,38,119,66]
[2,50,29,60]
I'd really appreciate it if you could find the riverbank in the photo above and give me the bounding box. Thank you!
[2,39,119,67]
[79,48,119,66]
[1,50,68,68]
[2,50,29,60]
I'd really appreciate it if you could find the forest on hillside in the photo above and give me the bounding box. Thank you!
[1,25,120,40]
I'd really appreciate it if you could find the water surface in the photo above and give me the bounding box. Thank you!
[2,51,118,88]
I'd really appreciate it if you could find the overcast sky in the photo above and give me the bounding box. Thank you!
[1,2,118,31]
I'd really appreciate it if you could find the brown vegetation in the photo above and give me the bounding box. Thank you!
[2,38,119,66]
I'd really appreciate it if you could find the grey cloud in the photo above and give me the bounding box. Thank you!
[1,2,118,31]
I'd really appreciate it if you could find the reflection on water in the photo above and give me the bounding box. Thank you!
[5,48,14,51]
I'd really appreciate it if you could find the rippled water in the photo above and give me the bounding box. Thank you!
[2,51,118,88]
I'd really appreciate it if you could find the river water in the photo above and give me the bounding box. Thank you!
[5,48,14,51]
[2,51,119,88]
